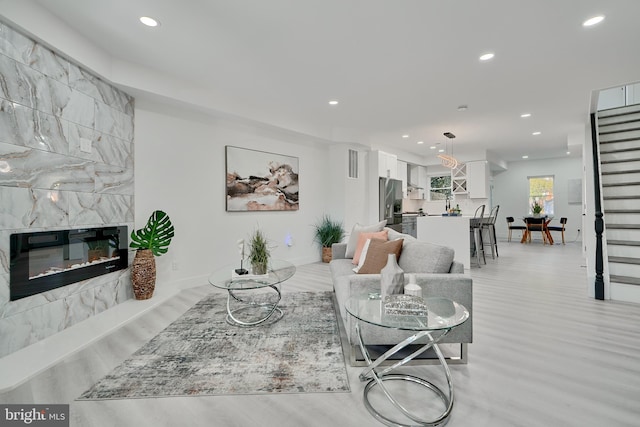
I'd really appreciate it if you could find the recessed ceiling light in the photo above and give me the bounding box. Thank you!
[522,155,529,159]
[417,141,424,145]
[521,113,531,118]
[438,149,445,153]
[532,131,542,135]
[566,151,571,155]
[479,53,495,61]
[583,15,605,27]
[139,16,159,27]
[402,134,409,138]
[328,100,339,105]
[430,146,436,150]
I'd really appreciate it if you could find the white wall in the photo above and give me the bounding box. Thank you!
[134,99,331,291]
[492,157,584,244]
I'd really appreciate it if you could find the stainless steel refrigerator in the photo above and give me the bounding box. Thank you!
[379,177,403,232]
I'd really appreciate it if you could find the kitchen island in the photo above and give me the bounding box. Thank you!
[416,215,471,269]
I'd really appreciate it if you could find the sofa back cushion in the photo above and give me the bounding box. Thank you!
[357,239,404,274]
[398,241,454,273]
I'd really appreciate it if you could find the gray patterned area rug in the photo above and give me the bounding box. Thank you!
[78,291,349,400]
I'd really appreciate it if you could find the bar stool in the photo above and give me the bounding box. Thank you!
[482,205,500,259]
[469,205,486,267]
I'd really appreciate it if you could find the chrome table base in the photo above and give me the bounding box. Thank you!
[356,324,455,427]
[225,285,282,327]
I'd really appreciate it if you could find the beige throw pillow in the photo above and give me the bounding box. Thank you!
[357,238,404,274]
[352,230,388,265]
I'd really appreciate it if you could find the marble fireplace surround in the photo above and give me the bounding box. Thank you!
[0,21,135,358]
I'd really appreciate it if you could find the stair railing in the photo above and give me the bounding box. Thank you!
[590,113,605,300]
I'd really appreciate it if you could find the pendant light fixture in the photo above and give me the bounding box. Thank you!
[437,132,458,168]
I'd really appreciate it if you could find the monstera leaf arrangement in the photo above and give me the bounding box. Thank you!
[130,210,175,255]
[129,210,175,300]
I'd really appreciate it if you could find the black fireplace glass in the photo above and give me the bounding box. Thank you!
[10,226,128,301]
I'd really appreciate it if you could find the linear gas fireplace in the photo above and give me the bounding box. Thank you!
[10,226,128,301]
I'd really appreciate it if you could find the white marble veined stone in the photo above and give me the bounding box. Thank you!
[69,64,134,115]
[115,272,134,303]
[0,273,8,310]
[0,298,66,357]
[95,101,134,142]
[0,99,69,155]
[95,133,133,169]
[60,88,95,129]
[66,122,102,163]
[68,193,134,225]
[0,22,36,65]
[1,268,130,320]
[0,186,36,229]
[24,45,69,85]
[0,22,135,357]
[0,142,95,192]
[62,287,96,329]
[67,123,132,168]
[0,54,48,110]
[29,188,70,228]
[94,163,134,195]
[0,23,68,84]
[94,282,119,315]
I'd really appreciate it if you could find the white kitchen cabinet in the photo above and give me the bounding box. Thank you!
[466,161,489,198]
[397,160,408,196]
[377,151,398,179]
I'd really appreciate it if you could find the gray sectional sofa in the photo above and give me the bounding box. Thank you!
[330,227,473,365]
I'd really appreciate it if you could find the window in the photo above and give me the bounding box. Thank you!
[430,175,451,200]
[528,176,554,215]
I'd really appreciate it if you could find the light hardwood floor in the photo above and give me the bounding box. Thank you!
[2,240,640,427]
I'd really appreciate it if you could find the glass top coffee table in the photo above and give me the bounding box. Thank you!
[208,260,296,327]
[346,295,469,427]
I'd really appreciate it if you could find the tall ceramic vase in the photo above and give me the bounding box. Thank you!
[380,253,404,299]
[132,249,156,300]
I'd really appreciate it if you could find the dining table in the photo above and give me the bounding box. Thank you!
[520,216,554,245]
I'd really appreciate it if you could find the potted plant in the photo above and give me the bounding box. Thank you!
[531,201,543,217]
[248,228,270,275]
[129,210,175,300]
[313,215,345,263]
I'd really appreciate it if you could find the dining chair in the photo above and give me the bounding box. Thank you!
[470,205,486,266]
[547,217,567,244]
[482,205,500,258]
[506,216,526,242]
[524,217,548,244]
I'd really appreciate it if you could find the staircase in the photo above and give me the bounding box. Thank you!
[597,103,640,290]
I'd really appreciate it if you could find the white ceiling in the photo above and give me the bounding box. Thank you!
[23,0,640,164]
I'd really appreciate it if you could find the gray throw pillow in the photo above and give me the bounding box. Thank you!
[345,220,387,258]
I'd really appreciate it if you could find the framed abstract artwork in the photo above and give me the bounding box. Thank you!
[225,146,299,211]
